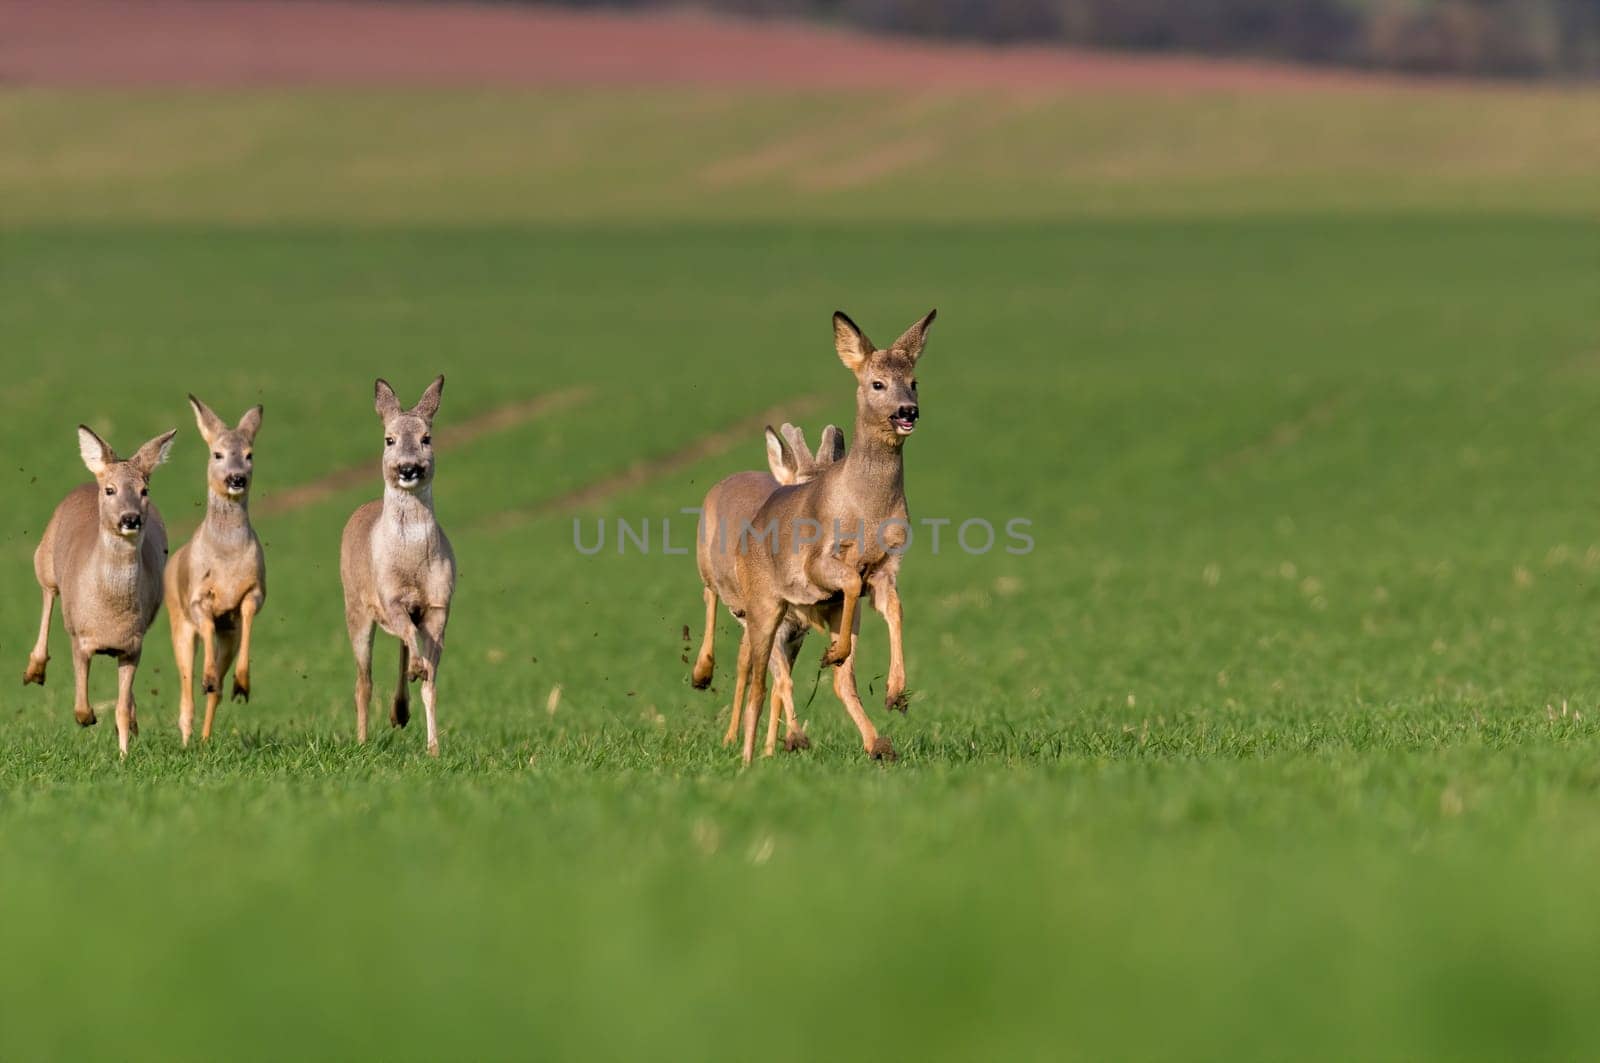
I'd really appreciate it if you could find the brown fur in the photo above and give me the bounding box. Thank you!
[730,309,932,763]
[339,375,455,756]
[165,396,265,745]
[691,422,843,756]
[24,425,178,756]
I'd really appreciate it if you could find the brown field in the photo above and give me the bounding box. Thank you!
[4,2,1595,224]
[7,0,1433,92]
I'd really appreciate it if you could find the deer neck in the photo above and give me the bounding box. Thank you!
[382,484,437,541]
[93,527,144,604]
[202,490,253,546]
[837,415,906,517]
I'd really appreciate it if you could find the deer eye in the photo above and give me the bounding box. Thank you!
[213,452,223,460]
[140,488,148,497]
[244,453,252,462]
[421,435,431,445]
[871,381,886,391]
[385,437,395,447]
[910,380,917,389]
[104,486,115,496]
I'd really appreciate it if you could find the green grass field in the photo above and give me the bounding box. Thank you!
[4,87,1600,1059]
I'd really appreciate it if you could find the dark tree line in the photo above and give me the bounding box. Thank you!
[513,0,1600,78]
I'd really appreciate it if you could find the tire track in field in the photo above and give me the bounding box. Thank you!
[795,92,1053,190]
[697,94,955,188]
[255,387,590,517]
[478,392,833,531]
[797,137,941,190]
[1208,391,1348,475]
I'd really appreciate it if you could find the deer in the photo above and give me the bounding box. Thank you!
[731,309,932,764]
[23,425,178,757]
[691,421,845,757]
[339,375,455,756]
[164,396,265,746]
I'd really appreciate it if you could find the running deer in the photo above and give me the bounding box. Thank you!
[339,375,455,756]
[692,421,844,757]
[732,309,932,763]
[165,396,265,745]
[23,425,178,757]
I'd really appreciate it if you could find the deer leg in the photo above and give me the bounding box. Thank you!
[871,573,908,713]
[740,603,783,766]
[115,653,139,758]
[392,642,412,729]
[820,569,864,667]
[765,625,804,757]
[172,617,197,746]
[202,627,239,743]
[71,642,95,727]
[23,586,55,685]
[763,649,785,758]
[418,606,449,757]
[198,613,219,695]
[231,593,260,704]
[348,614,375,744]
[827,607,893,761]
[722,620,749,747]
[779,628,809,752]
[383,601,430,684]
[691,585,717,689]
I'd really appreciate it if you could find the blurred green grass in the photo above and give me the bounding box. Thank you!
[4,86,1600,1059]
[3,87,1600,223]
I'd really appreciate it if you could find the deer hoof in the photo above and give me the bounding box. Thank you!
[426,741,440,758]
[391,698,411,728]
[231,674,250,703]
[690,658,714,689]
[75,707,97,727]
[886,690,910,714]
[783,730,811,752]
[821,642,849,667]
[202,675,218,695]
[407,660,430,684]
[868,736,896,762]
[22,656,47,685]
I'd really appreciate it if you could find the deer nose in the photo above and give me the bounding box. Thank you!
[897,405,919,422]
[119,514,142,531]
[397,463,424,481]
[225,474,249,491]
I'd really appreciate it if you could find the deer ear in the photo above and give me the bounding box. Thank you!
[236,405,263,442]
[413,374,445,421]
[779,422,816,472]
[77,425,115,477]
[374,379,401,420]
[188,394,227,444]
[818,424,846,465]
[892,309,937,363]
[833,311,874,374]
[131,429,178,477]
[764,426,799,486]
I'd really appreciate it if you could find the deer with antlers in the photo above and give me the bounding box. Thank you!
[730,310,932,763]
[692,421,845,757]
